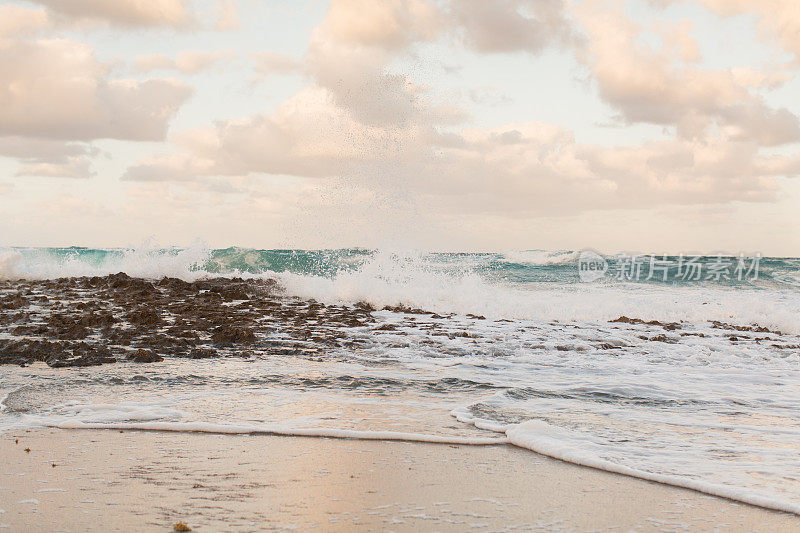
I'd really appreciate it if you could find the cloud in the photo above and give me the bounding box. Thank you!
[0,137,98,179]
[253,0,576,132]
[664,0,800,64]
[121,152,210,182]
[729,67,794,91]
[123,89,800,213]
[299,0,580,130]
[315,0,575,55]
[0,38,192,141]
[0,136,92,161]
[449,0,575,54]
[122,0,800,222]
[418,124,798,214]
[0,5,52,37]
[253,51,303,76]
[305,0,469,128]
[321,0,442,50]
[215,0,239,31]
[655,18,699,63]
[575,0,800,146]
[305,1,436,127]
[16,158,95,179]
[467,86,512,106]
[29,0,192,28]
[124,86,426,181]
[134,50,233,74]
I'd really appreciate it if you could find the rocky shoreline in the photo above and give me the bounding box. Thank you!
[2,273,795,369]
[0,273,376,368]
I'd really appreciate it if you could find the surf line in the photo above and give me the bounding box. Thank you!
[50,420,510,446]
[47,419,800,515]
[453,411,800,517]
[0,387,21,414]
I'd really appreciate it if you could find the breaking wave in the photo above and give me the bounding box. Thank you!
[1,245,799,333]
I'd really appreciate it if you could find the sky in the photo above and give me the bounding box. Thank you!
[0,0,799,254]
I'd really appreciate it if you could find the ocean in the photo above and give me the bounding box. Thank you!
[1,246,799,514]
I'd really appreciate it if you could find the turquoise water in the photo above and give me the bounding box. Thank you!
[3,246,797,288]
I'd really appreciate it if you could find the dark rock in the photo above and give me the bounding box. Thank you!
[0,293,28,310]
[189,347,216,359]
[47,313,91,339]
[126,308,164,328]
[611,316,681,330]
[211,325,256,345]
[0,274,391,367]
[650,334,678,344]
[383,304,433,315]
[158,277,192,292]
[711,320,782,335]
[129,349,164,363]
[107,272,132,288]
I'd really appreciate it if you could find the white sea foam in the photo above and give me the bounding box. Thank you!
[9,401,188,432]
[500,250,580,265]
[449,409,800,516]
[2,246,798,331]
[0,243,211,281]
[0,389,12,413]
[50,420,508,446]
[276,250,800,333]
[505,420,800,516]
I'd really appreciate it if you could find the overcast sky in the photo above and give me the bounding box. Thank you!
[1,0,799,254]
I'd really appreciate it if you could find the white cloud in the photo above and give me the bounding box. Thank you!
[315,0,575,55]
[16,157,95,179]
[134,50,233,74]
[575,0,800,145]
[321,0,442,50]
[123,90,800,213]
[420,124,796,214]
[124,86,412,180]
[0,137,98,179]
[674,0,800,64]
[253,51,303,76]
[0,38,192,141]
[30,0,193,28]
[121,0,800,219]
[449,0,575,54]
[121,152,211,182]
[0,136,92,161]
[215,0,239,31]
[305,0,468,128]
[0,5,52,37]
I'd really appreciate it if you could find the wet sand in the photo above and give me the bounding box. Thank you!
[1,429,798,531]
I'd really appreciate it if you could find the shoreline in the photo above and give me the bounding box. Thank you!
[2,428,799,531]
[44,419,800,517]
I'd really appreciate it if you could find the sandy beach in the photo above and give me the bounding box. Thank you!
[1,429,798,532]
